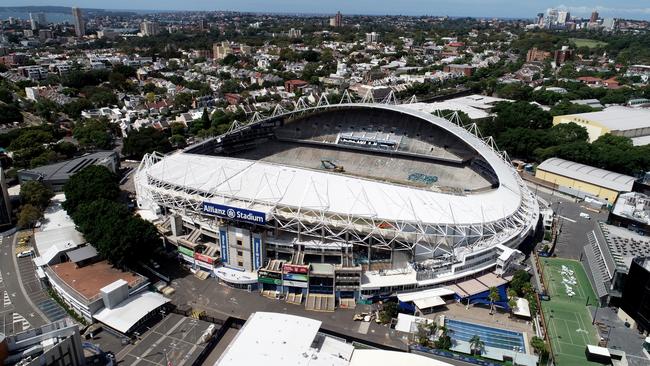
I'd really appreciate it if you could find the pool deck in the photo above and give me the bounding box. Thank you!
[425,302,536,355]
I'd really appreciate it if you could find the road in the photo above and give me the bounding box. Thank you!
[0,234,46,334]
[529,184,608,260]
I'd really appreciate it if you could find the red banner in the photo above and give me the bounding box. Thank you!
[194,252,215,265]
[283,264,309,274]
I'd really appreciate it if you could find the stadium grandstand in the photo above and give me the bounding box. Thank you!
[135,99,539,309]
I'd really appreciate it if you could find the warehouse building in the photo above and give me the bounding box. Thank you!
[552,106,650,145]
[535,158,635,202]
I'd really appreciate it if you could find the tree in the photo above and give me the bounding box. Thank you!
[20,181,53,210]
[52,141,78,158]
[469,335,485,355]
[122,127,173,160]
[378,301,398,324]
[73,119,113,150]
[416,323,435,346]
[17,204,42,229]
[0,104,23,124]
[174,92,193,111]
[530,336,548,357]
[510,270,531,296]
[62,165,120,214]
[488,286,500,315]
[73,199,158,269]
[0,87,13,104]
[508,288,518,315]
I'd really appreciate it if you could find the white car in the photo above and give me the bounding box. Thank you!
[579,212,591,220]
[16,250,34,258]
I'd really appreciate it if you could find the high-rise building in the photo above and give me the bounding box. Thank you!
[590,11,599,23]
[544,8,558,28]
[365,32,380,44]
[72,7,85,37]
[329,11,343,27]
[29,13,38,30]
[140,20,160,36]
[557,11,569,24]
[288,28,302,38]
[213,41,232,60]
[554,46,574,67]
[536,13,544,26]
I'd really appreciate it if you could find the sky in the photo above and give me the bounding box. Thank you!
[5,0,650,20]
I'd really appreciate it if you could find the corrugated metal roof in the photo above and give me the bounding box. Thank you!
[537,157,634,192]
[563,106,650,131]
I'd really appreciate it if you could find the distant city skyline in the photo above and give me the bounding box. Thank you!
[3,1,650,20]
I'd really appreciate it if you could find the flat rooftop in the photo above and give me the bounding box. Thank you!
[50,260,143,300]
[559,106,650,131]
[19,151,117,182]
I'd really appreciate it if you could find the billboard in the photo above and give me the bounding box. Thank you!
[258,270,281,280]
[253,236,262,270]
[178,246,194,257]
[284,273,309,282]
[283,280,308,288]
[202,202,266,225]
[219,229,229,264]
[283,264,309,274]
[194,252,215,265]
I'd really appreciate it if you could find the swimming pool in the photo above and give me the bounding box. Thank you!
[445,319,526,352]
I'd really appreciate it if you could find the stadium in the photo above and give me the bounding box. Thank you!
[135,100,540,309]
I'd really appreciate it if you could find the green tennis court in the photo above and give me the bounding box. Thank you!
[540,258,600,365]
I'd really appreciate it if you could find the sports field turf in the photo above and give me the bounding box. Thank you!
[569,38,608,48]
[540,258,600,365]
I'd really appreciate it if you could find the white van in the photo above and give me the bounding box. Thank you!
[579,212,591,220]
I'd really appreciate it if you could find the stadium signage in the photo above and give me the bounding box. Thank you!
[258,270,281,280]
[194,252,215,265]
[202,202,266,225]
[284,273,309,282]
[283,264,309,274]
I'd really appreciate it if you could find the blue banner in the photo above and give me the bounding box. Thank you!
[202,202,266,225]
[219,229,229,264]
[253,237,262,270]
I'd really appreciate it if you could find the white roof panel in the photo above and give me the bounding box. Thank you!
[413,296,446,309]
[564,106,650,131]
[537,157,634,193]
[93,292,170,333]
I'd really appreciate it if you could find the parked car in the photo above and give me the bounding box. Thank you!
[16,249,34,258]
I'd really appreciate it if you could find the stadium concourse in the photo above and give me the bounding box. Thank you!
[134,101,540,310]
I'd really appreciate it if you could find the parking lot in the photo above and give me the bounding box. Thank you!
[116,313,216,366]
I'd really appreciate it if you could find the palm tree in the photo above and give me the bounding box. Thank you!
[488,286,500,315]
[469,334,485,355]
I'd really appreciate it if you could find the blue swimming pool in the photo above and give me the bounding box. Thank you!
[445,319,525,352]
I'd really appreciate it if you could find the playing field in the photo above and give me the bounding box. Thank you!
[540,258,599,365]
[569,38,608,48]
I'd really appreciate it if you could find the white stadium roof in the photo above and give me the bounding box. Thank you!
[537,158,635,193]
[141,104,531,226]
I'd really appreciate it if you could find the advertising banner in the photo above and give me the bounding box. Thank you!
[283,280,308,288]
[258,277,282,285]
[178,246,194,257]
[253,236,262,270]
[258,270,281,280]
[283,264,309,274]
[283,273,309,282]
[219,229,229,264]
[194,252,215,265]
[202,202,266,225]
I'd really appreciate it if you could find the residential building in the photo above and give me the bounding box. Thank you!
[140,20,160,36]
[0,319,85,366]
[443,64,475,76]
[330,11,343,27]
[288,28,301,38]
[553,46,573,67]
[72,7,85,37]
[526,47,550,62]
[366,32,380,44]
[213,41,232,60]
[590,11,599,23]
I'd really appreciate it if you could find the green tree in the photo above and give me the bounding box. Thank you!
[469,335,485,355]
[510,270,531,296]
[122,126,172,159]
[488,286,500,315]
[0,104,23,124]
[20,181,54,210]
[174,92,193,111]
[73,119,113,150]
[17,204,42,228]
[62,165,120,214]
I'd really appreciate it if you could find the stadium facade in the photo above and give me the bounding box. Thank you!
[135,101,539,308]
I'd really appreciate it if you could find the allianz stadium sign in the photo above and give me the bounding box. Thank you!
[202,202,267,225]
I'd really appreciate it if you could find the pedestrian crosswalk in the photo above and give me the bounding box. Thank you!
[12,313,30,330]
[0,271,3,284]
[3,291,10,308]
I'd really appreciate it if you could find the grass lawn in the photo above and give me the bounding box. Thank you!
[569,38,608,49]
[540,258,600,365]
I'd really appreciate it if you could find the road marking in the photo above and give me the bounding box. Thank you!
[12,313,30,330]
[3,291,10,308]
[0,271,3,284]
[558,215,577,223]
